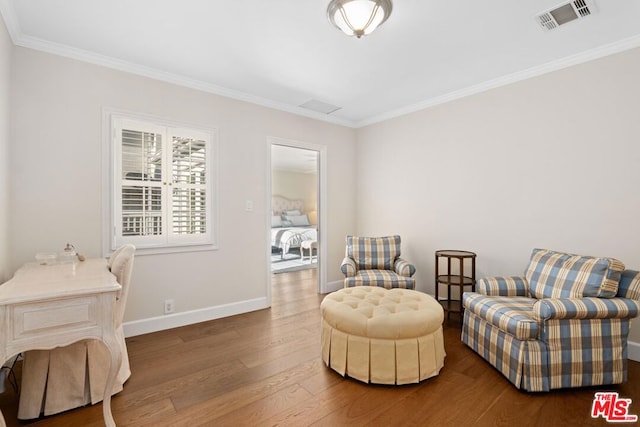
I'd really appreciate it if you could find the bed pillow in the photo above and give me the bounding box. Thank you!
[283,214,310,226]
[271,216,283,227]
[283,209,301,216]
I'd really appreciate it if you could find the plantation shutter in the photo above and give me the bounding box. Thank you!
[169,129,210,241]
[113,117,214,249]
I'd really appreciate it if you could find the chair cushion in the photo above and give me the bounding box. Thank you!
[346,235,401,270]
[345,270,415,289]
[618,270,640,301]
[462,293,538,340]
[321,287,443,339]
[525,248,624,299]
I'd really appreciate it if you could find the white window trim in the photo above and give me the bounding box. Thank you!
[102,107,219,256]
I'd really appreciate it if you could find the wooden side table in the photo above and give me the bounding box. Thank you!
[435,250,476,322]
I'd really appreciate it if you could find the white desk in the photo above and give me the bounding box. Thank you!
[0,259,121,427]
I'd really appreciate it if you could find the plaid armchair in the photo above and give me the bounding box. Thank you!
[340,235,416,289]
[462,248,640,392]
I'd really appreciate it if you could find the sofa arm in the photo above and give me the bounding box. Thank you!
[394,257,416,277]
[477,276,529,296]
[534,297,640,321]
[340,257,356,277]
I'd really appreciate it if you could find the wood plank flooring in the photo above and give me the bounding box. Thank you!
[1,268,639,426]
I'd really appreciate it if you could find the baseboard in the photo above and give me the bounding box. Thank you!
[629,340,640,362]
[324,279,343,293]
[123,297,269,338]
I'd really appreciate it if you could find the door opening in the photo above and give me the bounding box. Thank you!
[267,138,326,303]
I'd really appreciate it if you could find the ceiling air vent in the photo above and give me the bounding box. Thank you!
[299,99,341,115]
[536,0,595,31]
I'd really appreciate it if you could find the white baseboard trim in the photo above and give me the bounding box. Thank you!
[628,340,640,362]
[123,297,269,338]
[324,280,343,293]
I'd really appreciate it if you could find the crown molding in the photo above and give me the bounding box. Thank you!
[16,34,357,128]
[356,34,640,128]
[0,0,20,43]
[0,0,355,128]
[2,0,640,130]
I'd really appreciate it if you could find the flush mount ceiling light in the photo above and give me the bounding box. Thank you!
[327,0,393,38]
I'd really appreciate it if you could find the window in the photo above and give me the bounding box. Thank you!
[107,114,217,252]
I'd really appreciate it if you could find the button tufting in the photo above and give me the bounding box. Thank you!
[320,285,446,385]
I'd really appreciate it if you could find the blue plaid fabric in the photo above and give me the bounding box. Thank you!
[394,258,416,277]
[346,235,401,270]
[344,270,415,289]
[525,248,624,299]
[542,318,630,390]
[462,250,640,392]
[461,311,548,391]
[342,235,416,289]
[535,297,640,320]
[477,276,529,297]
[463,293,538,340]
[340,257,356,277]
[618,270,640,300]
[462,309,633,391]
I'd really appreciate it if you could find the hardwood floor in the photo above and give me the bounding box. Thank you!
[1,269,639,426]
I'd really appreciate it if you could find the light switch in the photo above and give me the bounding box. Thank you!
[245,200,253,212]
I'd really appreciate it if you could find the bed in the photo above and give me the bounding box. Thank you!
[271,195,317,258]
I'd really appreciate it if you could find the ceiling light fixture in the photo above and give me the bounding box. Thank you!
[327,0,393,38]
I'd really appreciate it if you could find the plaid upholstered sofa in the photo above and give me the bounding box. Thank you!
[340,235,416,289]
[462,248,640,392]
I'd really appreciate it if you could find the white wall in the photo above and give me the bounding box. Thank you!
[0,16,10,283]
[272,170,318,220]
[6,17,638,351]
[356,47,640,346]
[9,47,356,328]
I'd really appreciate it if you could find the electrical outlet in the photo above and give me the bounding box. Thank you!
[164,299,174,314]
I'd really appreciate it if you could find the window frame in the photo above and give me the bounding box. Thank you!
[103,108,219,255]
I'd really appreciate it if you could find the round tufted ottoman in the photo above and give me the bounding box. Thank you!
[320,286,445,385]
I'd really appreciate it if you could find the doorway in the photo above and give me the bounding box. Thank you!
[267,138,327,304]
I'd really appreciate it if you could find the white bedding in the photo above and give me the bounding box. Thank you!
[271,226,317,256]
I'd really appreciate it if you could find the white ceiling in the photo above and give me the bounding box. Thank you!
[272,144,318,174]
[1,1,639,128]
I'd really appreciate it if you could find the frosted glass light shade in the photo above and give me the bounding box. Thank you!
[327,0,393,38]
